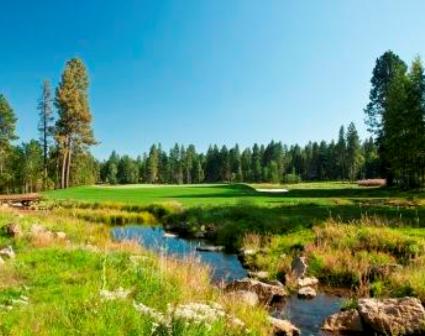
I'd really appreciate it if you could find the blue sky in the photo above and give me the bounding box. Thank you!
[1,0,425,159]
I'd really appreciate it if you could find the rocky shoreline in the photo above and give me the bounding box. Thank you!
[158,223,425,335]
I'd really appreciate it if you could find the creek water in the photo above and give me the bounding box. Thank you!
[111,225,344,335]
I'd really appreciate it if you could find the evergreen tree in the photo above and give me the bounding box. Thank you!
[55,58,96,189]
[364,51,407,185]
[0,94,18,193]
[251,144,262,182]
[335,126,347,179]
[346,122,363,181]
[38,80,54,189]
[146,144,159,183]
[405,57,425,186]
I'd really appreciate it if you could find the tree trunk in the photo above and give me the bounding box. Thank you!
[65,143,72,189]
[61,149,67,189]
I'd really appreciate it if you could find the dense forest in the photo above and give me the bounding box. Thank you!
[99,124,376,185]
[0,50,424,192]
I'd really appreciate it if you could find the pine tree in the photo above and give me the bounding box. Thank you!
[364,51,407,185]
[0,94,18,192]
[406,57,425,187]
[146,144,159,183]
[346,122,363,181]
[335,126,347,180]
[37,80,54,189]
[55,58,96,189]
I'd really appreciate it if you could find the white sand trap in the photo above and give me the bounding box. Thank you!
[256,188,288,193]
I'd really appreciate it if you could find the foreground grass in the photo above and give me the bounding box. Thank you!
[0,209,269,335]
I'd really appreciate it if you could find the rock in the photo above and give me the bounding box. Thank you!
[357,297,425,335]
[265,279,285,287]
[55,232,67,240]
[297,276,319,288]
[0,246,15,259]
[297,286,316,299]
[227,290,259,307]
[226,278,287,305]
[322,309,364,333]
[196,245,224,252]
[4,223,22,238]
[291,256,307,279]
[268,317,300,336]
[248,270,270,281]
[100,287,130,300]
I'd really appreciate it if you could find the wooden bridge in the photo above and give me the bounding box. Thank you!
[0,193,42,207]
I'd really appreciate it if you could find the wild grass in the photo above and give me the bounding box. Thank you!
[241,216,425,301]
[0,210,270,335]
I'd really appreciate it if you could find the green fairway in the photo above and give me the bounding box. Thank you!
[44,182,424,207]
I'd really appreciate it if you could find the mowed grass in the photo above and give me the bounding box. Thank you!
[44,182,425,207]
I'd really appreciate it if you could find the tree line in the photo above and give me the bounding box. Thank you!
[0,58,97,193]
[0,50,424,192]
[99,122,377,185]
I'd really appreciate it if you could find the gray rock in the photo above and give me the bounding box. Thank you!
[357,297,425,335]
[0,246,15,259]
[297,276,319,288]
[291,256,307,279]
[268,317,300,336]
[297,286,316,299]
[322,309,364,333]
[226,278,287,305]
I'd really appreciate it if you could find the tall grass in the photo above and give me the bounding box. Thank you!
[0,210,270,335]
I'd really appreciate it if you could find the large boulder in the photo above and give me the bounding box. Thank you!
[268,317,300,336]
[322,309,364,333]
[226,278,287,305]
[357,297,425,335]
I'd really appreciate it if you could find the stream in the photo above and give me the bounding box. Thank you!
[111,225,344,335]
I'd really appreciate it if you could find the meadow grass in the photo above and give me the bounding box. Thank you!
[0,209,270,336]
